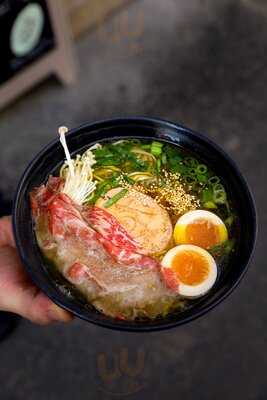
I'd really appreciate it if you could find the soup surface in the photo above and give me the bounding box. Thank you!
[30,137,236,320]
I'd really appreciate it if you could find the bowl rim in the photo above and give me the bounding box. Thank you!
[12,116,258,332]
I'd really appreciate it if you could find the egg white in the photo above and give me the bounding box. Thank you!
[161,244,217,298]
[174,210,228,247]
[176,210,225,226]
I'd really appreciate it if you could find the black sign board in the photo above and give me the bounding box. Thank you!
[0,0,76,109]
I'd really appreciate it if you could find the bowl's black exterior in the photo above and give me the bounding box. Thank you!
[12,117,257,332]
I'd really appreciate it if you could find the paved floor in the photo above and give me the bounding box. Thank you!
[0,0,266,399]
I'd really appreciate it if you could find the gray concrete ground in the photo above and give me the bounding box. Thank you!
[0,0,266,399]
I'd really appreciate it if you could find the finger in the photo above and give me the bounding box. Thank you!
[23,288,74,325]
[1,282,73,325]
[0,216,15,248]
[0,246,73,325]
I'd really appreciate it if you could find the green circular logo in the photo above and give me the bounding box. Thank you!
[10,3,45,57]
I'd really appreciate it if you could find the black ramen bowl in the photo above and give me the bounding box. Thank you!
[13,117,257,331]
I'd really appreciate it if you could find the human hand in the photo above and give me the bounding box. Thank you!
[0,216,73,325]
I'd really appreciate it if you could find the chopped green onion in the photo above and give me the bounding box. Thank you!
[185,175,196,184]
[157,159,161,173]
[213,190,227,204]
[151,148,162,157]
[169,162,186,174]
[189,168,199,177]
[184,157,198,167]
[98,183,110,196]
[213,183,225,192]
[204,201,217,209]
[170,155,183,164]
[201,188,213,202]
[88,184,110,204]
[152,141,163,147]
[196,164,208,174]
[208,176,220,185]
[140,144,151,150]
[225,215,234,227]
[197,174,208,183]
[161,153,167,165]
[225,239,235,253]
[151,141,163,156]
[209,239,235,258]
[96,158,121,166]
[122,174,135,185]
[103,189,128,208]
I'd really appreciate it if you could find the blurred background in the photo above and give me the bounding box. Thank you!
[0,0,266,399]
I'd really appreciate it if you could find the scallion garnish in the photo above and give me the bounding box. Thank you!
[151,141,163,156]
[103,189,128,208]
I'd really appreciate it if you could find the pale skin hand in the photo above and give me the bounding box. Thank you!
[0,216,73,325]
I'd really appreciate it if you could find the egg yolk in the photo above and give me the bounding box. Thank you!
[185,218,220,249]
[171,250,210,286]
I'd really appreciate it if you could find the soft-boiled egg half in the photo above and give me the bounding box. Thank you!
[174,210,228,250]
[161,244,217,298]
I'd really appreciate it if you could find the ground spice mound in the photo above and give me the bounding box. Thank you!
[118,171,200,217]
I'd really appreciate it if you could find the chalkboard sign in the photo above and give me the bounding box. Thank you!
[0,0,76,109]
